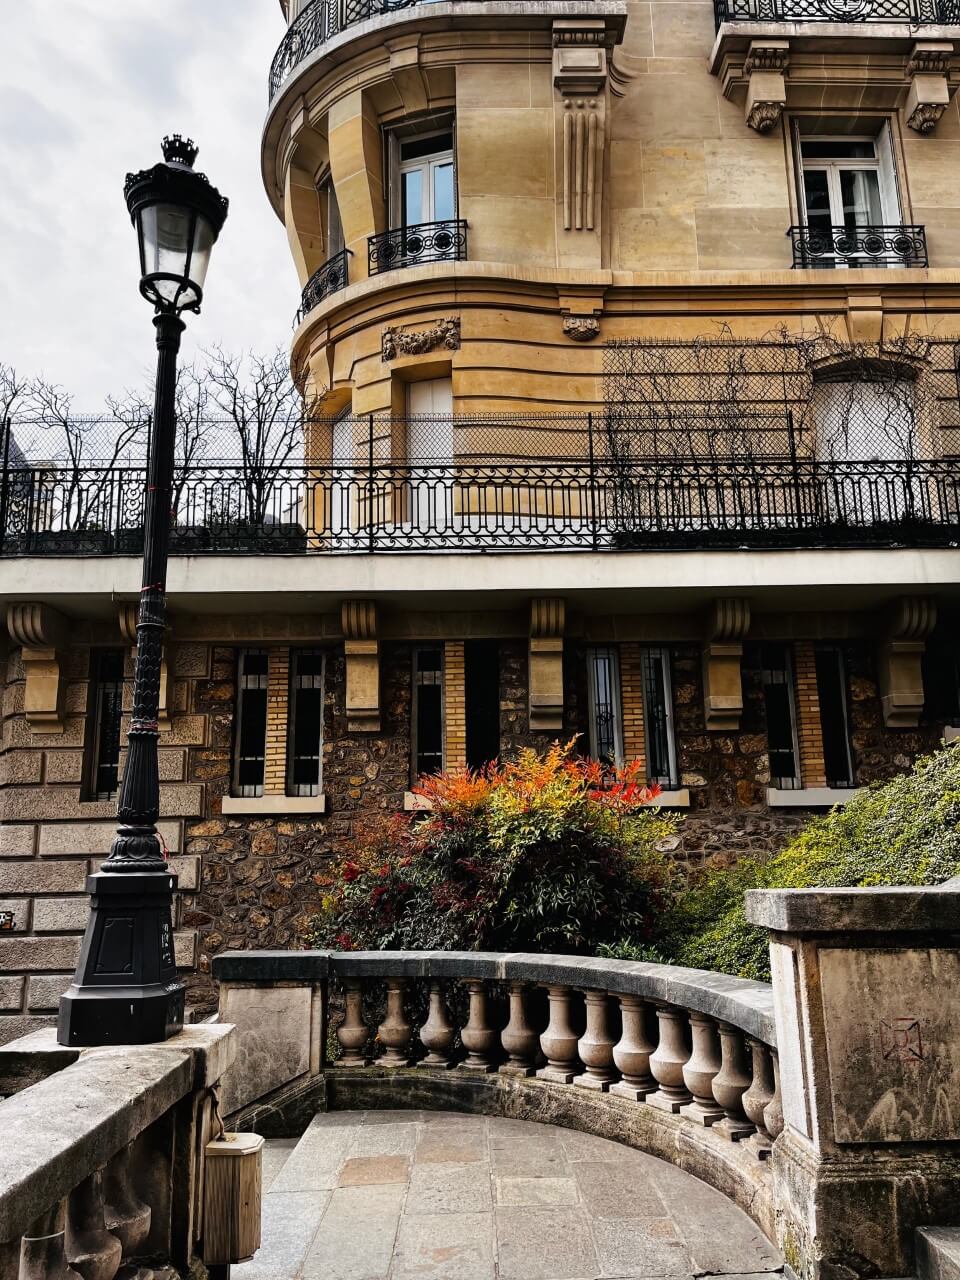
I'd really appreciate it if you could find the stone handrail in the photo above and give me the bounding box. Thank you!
[0,1024,235,1280]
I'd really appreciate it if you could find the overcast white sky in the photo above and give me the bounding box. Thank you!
[0,0,296,408]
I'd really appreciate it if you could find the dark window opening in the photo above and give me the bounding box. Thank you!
[413,647,444,780]
[233,649,268,798]
[922,639,960,723]
[759,643,801,789]
[289,650,324,796]
[586,647,623,766]
[86,649,124,800]
[815,646,855,788]
[642,646,677,787]
[465,640,499,772]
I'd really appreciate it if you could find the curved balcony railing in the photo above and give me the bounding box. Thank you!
[368,219,468,275]
[789,223,928,269]
[295,248,352,327]
[715,0,960,25]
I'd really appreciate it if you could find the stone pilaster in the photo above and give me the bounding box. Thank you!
[341,600,380,733]
[702,599,749,731]
[528,599,565,732]
[877,596,937,729]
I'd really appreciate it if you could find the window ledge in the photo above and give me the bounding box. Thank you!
[766,786,862,809]
[647,789,690,809]
[221,794,327,816]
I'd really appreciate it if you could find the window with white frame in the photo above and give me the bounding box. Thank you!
[759,644,801,790]
[586,646,624,767]
[288,650,325,796]
[412,646,444,780]
[390,129,456,229]
[85,648,125,801]
[233,649,268,798]
[641,646,678,787]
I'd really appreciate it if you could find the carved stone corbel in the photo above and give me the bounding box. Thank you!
[7,603,69,733]
[529,599,566,732]
[119,603,171,732]
[342,600,380,733]
[702,599,750,731]
[905,42,954,134]
[877,596,937,729]
[562,315,600,342]
[553,20,608,235]
[743,41,789,134]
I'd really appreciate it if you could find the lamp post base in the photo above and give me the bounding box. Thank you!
[57,870,185,1047]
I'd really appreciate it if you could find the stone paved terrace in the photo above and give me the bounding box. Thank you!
[237,1111,784,1280]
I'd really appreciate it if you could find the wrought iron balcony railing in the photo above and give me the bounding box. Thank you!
[295,248,352,326]
[368,219,468,275]
[2,455,956,556]
[715,0,960,26]
[789,223,928,269]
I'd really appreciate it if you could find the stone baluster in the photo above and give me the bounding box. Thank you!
[460,979,498,1071]
[763,1048,784,1142]
[712,1022,756,1140]
[66,1170,122,1280]
[536,985,581,1083]
[377,977,414,1066]
[103,1144,150,1260]
[337,979,371,1066]
[610,993,657,1101]
[679,1011,724,1125]
[418,980,456,1068]
[500,982,539,1076]
[573,990,618,1091]
[741,1038,775,1159]
[647,1003,693,1113]
[19,1203,82,1280]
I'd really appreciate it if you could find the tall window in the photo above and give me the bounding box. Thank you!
[642,647,678,787]
[395,131,455,228]
[233,649,268,798]
[586,647,624,767]
[815,646,855,788]
[759,644,801,790]
[413,647,444,780]
[288,650,325,796]
[465,640,500,772]
[795,127,901,268]
[86,649,124,800]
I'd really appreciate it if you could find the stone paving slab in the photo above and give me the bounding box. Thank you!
[234,1110,784,1280]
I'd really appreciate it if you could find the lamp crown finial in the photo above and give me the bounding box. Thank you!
[162,135,198,168]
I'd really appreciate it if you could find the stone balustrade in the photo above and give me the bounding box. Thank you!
[0,1024,236,1280]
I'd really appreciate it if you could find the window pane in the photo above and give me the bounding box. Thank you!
[414,647,444,778]
[235,649,268,797]
[290,650,324,796]
[433,163,455,222]
[642,647,676,786]
[586,647,623,766]
[401,168,423,227]
[839,169,882,228]
[801,140,876,160]
[401,132,453,162]
[91,649,124,800]
[815,648,855,788]
[759,644,799,788]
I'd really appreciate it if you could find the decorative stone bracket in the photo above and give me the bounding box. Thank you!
[119,603,171,732]
[702,599,750,731]
[905,41,954,134]
[743,41,789,134]
[529,598,565,732]
[6,603,69,733]
[553,20,608,234]
[877,595,937,729]
[342,600,380,733]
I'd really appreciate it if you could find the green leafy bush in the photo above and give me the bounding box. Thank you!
[308,740,680,955]
[665,745,960,981]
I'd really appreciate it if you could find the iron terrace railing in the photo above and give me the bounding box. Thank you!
[296,248,353,327]
[368,219,468,276]
[715,0,960,25]
[789,223,928,269]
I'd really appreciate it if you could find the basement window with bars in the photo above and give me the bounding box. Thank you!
[815,645,856,789]
[288,650,325,796]
[233,649,268,798]
[413,646,444,781]
[86,649,125,800]
[586,647,624,767]
[759,644,801,790]
[642,647,678,788]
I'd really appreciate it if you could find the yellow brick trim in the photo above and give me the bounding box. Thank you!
[443,640,466,771]
[619,642,647,777]
[793,641,827,789]
[264,648,290,796]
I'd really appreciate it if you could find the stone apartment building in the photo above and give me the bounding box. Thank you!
[2,0,960,1042]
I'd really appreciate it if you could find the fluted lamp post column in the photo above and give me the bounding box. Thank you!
[58,136,228,1046]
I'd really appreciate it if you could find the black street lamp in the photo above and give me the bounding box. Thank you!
[59,137,228,1046]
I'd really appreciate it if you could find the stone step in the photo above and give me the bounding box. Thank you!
[917,1227,960,1280]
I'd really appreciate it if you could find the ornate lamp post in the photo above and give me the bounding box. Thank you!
[58,137,228,1046]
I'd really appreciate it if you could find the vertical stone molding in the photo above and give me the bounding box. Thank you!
[877,596,937,729]
[553,19,608,250]
[119,602,171,732]
[905,42,954,134]
[529,598,565,731]
[702,598,750,731]
[743,40,789,133]
[746,883,960,1278]
[341,600,380,732]
[7,603,69,733]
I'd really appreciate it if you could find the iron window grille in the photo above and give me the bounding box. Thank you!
[814,645,856,788]
[288,650,325,796]
[86,649,125,800]
[641,646,678,788]
[233,649,269,798]
[412,646,445,781]
[586,647,625,767]
[759,644,802,789]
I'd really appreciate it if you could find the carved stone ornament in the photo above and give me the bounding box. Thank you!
[907,101,946,134]
[562,315,600,342]
[746,101,784,133]
[382,317,460,362]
